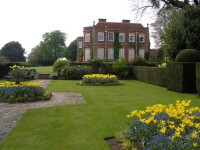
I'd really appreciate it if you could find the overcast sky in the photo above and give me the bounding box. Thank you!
[0,0,155,56]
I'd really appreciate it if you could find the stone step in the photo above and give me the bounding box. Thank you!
[38,74,50,79]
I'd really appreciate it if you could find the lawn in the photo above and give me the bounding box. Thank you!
[0,80,199,150]
[25,66,53,74]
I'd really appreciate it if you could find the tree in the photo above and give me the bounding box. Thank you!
[65,39,77,61]
[0,41,26,62]
[27,30,67,66]
[0,56,10,63]
[42,30,67,64]
[163,6,200,60]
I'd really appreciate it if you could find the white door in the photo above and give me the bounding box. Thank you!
[97,48,104,59]
[139,49,145,58]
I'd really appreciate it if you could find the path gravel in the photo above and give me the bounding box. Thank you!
[0,80,86,142]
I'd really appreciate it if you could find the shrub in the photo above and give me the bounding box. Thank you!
[112,59,131,79]
[175,49,200,62]
[132,56,147,66]
[0,81,51,103]
[81,74,119,85]
[61,65,94,80]
[119,100,200,150]
[53,60,70,72]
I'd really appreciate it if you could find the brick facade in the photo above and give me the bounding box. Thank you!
[77,19,150,62]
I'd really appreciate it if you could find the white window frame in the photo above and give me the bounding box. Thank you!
[119,33,125,42]
[78,41,82,48]
[139,34,145,43]
[139,49,145,58]
[119,48,124,60]
[85,33,90,42]
[129,33,135,42]
[108,48,114,60]
[98,32,104,41]
[108,32,114,42]
[97,48,104,59]
[129,48,135,61]
[85,48,90,61]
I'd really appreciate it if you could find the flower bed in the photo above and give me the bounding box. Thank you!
[0,81,51,103]
[81,74,119,85]
[119,100,200,150]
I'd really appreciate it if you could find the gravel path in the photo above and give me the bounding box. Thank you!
[0,80,86,142]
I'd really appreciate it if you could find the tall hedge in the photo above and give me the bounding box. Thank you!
[166,63,196,93]
[196,63,200,96]
[131,66,166,87]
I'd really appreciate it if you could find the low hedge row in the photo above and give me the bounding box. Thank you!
[131,66,166,87]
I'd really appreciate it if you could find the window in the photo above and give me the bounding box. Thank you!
[98,32,104,41]
[78,41,82,48]
[139,34,145,43]
[119,48,124,60]
[85,48,90,61]
[119,33,125,42]
[129,33,135,42]
[139,49,145,58]
[108,48,114,60]
[85,33,90,42]
[108,32,114,42]
[129,48,135,61]
[97,48,104,59]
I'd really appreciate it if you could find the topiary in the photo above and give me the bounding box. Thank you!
[175,49,200,62]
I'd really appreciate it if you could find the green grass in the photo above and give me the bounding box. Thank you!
[25,66,53,74]
[0,80,199,150]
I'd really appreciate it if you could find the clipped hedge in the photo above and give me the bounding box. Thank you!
[166,63,196,93]
[61,65,94,80]
[196,63,200,96]
[132,66,166,87]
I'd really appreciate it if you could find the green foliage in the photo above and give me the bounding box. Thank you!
[0,56,10,63]
[164,11,186,60]
[112,59,131,79]
[156,47,165,65]
[164,6,200,60]
[114,32,121,60]
[65,39,77,61]
[132,56,148,66]
[132,66,166,87]
[61,65,94,80]
[28,30,67,66]
[0,41,26,62]
[53,60,70,72]
[166,63,196,93]
[175,49,200,62]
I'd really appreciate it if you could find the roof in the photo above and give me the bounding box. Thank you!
[96,22,145,30]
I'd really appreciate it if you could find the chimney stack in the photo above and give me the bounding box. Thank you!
[98,18,107,22]
[122,19,130,23]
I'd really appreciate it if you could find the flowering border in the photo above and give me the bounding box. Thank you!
[119,100,200,149]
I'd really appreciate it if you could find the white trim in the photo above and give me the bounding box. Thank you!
[129,48,135,61]
[108,48,114,60]
[85,48,90,61]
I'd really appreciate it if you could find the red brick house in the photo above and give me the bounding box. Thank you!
[77,19,150,62]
